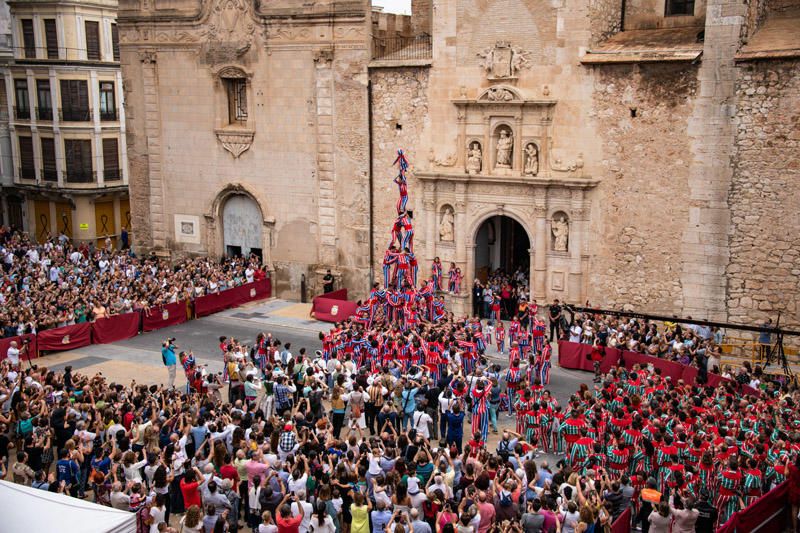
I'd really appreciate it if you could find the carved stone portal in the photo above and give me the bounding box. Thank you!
[215,130,255,158]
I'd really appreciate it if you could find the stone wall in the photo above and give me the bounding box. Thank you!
[588,63,698,312]
[588,0,622,45]
[369,66,430,281]
[728,59,800,329]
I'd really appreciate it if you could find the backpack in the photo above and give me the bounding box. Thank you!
[498,490,513,507]
[17,418,33,437]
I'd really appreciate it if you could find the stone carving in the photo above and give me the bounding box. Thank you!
[205,0,255,41]
[138,50,157,64]
[314,48,334,64]
[477,41,532,80]
[439,207,454,242]
[484,87,515,102]
[430,150,457,167]
[523,143,539,176]
[552,215,569,252]
[215,130,255,158]
[466,142,482,175]
[495,129,513,169]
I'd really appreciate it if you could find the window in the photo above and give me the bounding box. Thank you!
[59,80,90,121]
[19,137,35,180]
[224,77,248,125]
[64,139,93,183]
[102,138,120,180]
[14,79,30,120]
[21,19,35,58]
[40,138,57,181]
[37,80,52,120]
[85,21,100,60]
[99,81,116,120]
[44,19,58,59]
[111,24,120,61]
[665,0,695,16]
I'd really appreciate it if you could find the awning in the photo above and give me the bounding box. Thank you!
[581,27,704,64]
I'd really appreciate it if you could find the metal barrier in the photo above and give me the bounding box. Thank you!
[372,34,432,60]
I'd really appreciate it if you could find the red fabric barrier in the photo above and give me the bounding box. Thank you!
[717,481,788,533]
[37,323,92,352]
[0,334,38,361]
[142,301,189,332]
[312,289,357,323]
[558,341,743,389]
[195,281,271,318]
[91,312,141,344]
[557,341,622,373]
[611,507,631,533]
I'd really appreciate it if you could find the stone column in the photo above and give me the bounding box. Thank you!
[513,115,523,172]
[528,247,535,299]
[314,50,336,266]
[533,202,547,299]
[568,207,586,303]
[139,51,167,251]
[466,242,476,292]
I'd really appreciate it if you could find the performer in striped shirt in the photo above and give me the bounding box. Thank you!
[715,458,743,527]
[431,257,442,292]
[470,379,491,443]
[504,359,522,415]
[495,320,506,354]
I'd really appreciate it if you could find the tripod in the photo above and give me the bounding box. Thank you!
[764,313,793,377]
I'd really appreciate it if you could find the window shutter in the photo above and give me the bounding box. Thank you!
[44,19,58,59]
[111,24,120,61]
[41,138,57,181]
[21,19,35,58]
[19,137,35,179]
[85,21,100,60]
[80,140,93,174]
[102,138,119,180]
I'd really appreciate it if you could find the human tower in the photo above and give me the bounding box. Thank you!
[353,151,447,327]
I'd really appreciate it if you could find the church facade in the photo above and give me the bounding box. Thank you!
[117,0,800,327]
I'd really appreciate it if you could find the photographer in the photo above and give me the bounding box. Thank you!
[161,338,177,389]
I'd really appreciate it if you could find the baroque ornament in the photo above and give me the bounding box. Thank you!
[215,130,255,159]
[202,0,256,48]
[477,41,532,80]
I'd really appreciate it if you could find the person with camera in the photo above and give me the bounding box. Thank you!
[161,338,178,389]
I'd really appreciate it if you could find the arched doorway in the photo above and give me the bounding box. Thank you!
[222,194,263,261]
[474,215,530,284]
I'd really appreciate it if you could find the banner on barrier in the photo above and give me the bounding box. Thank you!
[0,334,38,361]
[143,301,188,332]
[92,313,141,344]
[37,323,92,352]
[312,289,357,323]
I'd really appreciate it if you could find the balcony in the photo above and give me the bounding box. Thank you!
[36,107,53,121]
[372,34,432,61]
[18,166,36,180]
[100,109,117,121]
[104,168,122,181]
[40,168,58,182]
[59,108,92,122]
[14,106,31,120]
[65,170,95,183]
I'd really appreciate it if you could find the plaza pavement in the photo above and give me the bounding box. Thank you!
[35,298,592,458]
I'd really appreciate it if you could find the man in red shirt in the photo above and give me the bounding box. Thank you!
[276,492,304,533]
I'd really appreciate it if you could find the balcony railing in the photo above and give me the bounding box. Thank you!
[100,109,117,121]
[104,168,122,181]
[36,107,53,121]
[18,166,36,180]
[372,34,432,61]
[65,169,95,183]
[40,168,58,182]
[14,106,31,120]
[59,108,92,122]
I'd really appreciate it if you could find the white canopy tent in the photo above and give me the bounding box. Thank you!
[0,480,136,533]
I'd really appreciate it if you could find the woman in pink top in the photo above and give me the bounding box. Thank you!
[436,500,458,533]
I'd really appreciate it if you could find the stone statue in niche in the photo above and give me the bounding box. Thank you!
[477,41,532,80]
[439,207,455,242]
[495,129,513,169]
[552,216,569,252]
[523,143,539,176]
[466,142,482,175]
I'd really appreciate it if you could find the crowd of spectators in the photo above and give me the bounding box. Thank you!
[0,227,266,338]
